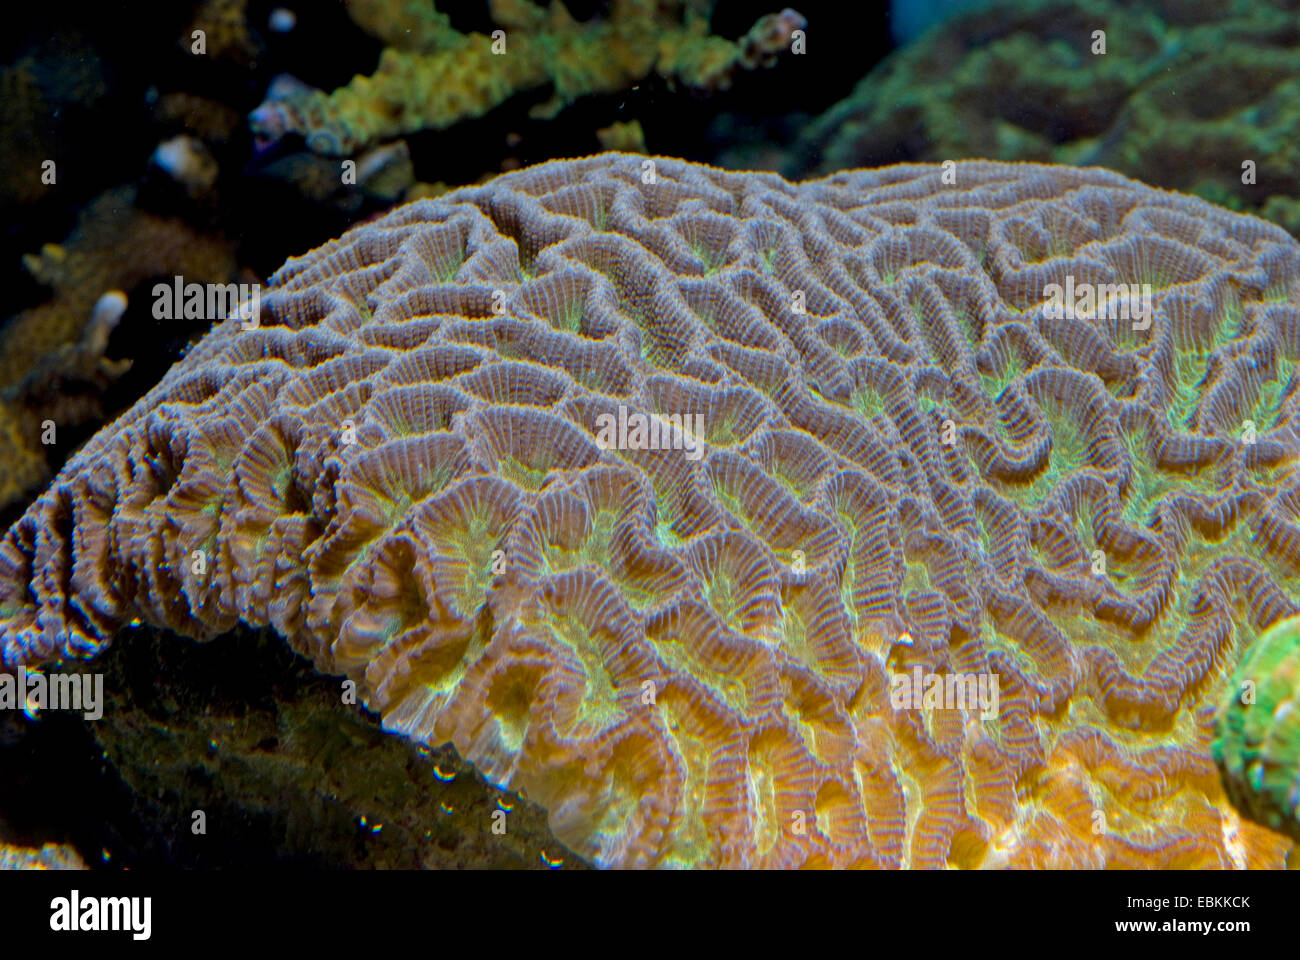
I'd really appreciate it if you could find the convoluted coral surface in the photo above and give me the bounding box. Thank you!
[3,155,1298,868]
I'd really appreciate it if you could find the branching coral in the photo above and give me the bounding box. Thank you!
[0,186,239,514]
[2,155,1297,868]
[0,291,132,510]
[250,1,806,155]
[7,187,238,394]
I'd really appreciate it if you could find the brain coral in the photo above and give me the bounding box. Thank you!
[3,154,1299,869]
[797,0,1300,237]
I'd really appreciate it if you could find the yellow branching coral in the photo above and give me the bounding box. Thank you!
[2,155,1297,868]
[250,1,806,155]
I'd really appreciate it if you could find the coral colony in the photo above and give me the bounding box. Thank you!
[799,0,1300,237]
[249,2,808,156]
[4,154,1298,868]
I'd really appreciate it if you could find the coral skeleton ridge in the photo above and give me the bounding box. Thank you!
[3,154,1298,868]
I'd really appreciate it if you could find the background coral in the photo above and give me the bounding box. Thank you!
[1215,614,1300,844]
[889,0,988,44]
[0,291,131,521]
[183,0,260,64]
[250,1,806,156]
[341,0,460,52]
[0,841,85,870]
[0,38,107,212]
[0,187,240,520]
[5,154,1296,868]
[795,0,1300,237]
